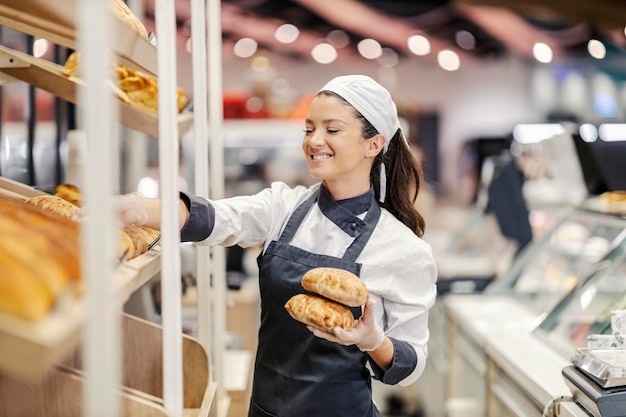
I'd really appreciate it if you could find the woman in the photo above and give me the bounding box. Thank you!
[119,74,437,417]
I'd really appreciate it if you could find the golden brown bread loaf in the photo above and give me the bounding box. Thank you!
[64,53,188,115]
[55,183,82,207]
[301,267,368,307]
[122,225,160,260]
[285,294,354,332]
[26,195,80,220]
[0,198,81,320]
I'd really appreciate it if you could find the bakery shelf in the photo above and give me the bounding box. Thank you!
[0,178,164,381]
[0,45,193,139]
[0,249,162,381]
[58,314,217,417]
[0,0,157,74]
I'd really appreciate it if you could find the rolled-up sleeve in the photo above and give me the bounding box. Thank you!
[180,193,215,242]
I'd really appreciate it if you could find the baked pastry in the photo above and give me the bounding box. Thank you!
[284,294,354,332]
[63,53,188,116]
[598,191,626,214]
[55,183,82,207]
[0,198,81,320]
[301,267,368,307]
[26,195,80,220]
[122,225,160,259]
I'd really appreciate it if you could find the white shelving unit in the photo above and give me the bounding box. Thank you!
[0,1,224,416]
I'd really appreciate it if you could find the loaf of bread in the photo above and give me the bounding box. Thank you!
[26,195,80,220]
[301,267,368,307]
[55,183,82,207]
[284,294,354,333]
[0,198,81,320]
[122,225,160,260]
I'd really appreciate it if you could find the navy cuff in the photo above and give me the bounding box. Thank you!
[369,337,418,385]
[180,192,215,242]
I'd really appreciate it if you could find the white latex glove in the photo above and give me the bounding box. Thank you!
[308,299,385,352]
[114,192,148,226]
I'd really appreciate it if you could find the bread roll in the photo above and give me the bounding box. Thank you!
[285,294,354,332]
[301,267,368,307]
[122,225,160,259]
[0,198,81,320]
[55,183,82,207]
[26,195,80,220]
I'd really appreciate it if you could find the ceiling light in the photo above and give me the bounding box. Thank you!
[357,39,382,60]
[311,43,337,64]
[377,48,399,68]
[532,42,553,63]
[275,24,300,44]
[587,39,606,59]
[455,30,475,50]
[233,38,258,58]
[327,30,350,49]
[437,50,460,71]
[407,34,430,56]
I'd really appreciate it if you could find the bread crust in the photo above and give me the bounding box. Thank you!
[26,195,80,220]
[301,267,368,307]
[285,294,354,332]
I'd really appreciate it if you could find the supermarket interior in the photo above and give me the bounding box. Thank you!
[1,1,626,417]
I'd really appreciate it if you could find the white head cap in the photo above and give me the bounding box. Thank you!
[318,74,401,153]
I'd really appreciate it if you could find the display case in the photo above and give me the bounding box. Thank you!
[486,208,626,315]
[534,228,626,359]
[480,228,626,417]
[441,206,626,417]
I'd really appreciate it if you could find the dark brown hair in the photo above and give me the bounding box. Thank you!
[318,91,426,237]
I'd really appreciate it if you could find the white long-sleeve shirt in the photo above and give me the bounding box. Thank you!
[181,181,438,386]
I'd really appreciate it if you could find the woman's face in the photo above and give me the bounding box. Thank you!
[303,94,380,198]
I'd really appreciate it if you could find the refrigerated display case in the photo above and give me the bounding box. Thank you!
[482,228,626,417]
[442,206,626,416]
[534,229,626,358]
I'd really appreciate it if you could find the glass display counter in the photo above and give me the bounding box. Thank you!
[441,207,626,416]
[534,228,626,359]
[487,208,626,315]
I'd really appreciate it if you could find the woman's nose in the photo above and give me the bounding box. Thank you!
[308,130,325,147]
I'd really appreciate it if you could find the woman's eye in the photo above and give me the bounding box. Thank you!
[327,129,339,134]
[303,128,313,134]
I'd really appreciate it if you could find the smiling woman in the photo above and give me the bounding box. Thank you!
[112,74,437,417]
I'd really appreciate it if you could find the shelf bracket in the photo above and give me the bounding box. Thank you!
[0,49,31,69]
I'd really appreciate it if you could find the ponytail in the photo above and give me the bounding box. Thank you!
[371,130,426,237]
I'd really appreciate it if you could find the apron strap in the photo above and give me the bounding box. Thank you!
[278,189,319,242]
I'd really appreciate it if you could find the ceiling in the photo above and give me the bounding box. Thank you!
[141,0,626,78]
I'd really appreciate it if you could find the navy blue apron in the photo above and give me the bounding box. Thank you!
[249,188,382,417]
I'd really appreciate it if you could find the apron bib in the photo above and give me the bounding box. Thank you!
[249,189,381,417]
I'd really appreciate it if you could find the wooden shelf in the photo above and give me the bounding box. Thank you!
[0,46,193,139]
[0,0,157,74]
[0,315,219,416]
[0,178,164,381]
